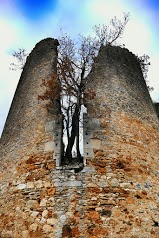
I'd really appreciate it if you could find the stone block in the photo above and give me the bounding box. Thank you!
[47,218,57,225]
[120,182,131,188]
[40,217,46,223]
[31,211,39,217]
[29,223,38,231]
[44,141,54,152]
[35,180,43,188]
[45,121,55,133]
[26,200,39,209]
[85,139,102,149]
[40,198,47,207]
[82,166,95,173]
[97,181,109,187]
[64,181,82,187]
[110,178,119,187]
[22,230,29,238]
[27,182,34,189]
[60,214,66,224]
[42,210,48,218]
[48,187,56,195]
[43,224,53,233]
[17,184,26,190]
[83,148,94,158]
[44,181,51,188]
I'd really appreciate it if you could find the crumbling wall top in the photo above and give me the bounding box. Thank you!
[85,45,159,129]
[0,38,60,160]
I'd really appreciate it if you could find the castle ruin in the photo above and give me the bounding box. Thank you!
[0,38,159,238]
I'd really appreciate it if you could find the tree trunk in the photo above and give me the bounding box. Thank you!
[64,104,78,162]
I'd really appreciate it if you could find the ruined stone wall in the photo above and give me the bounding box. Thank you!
[82,45,159,237]
[0,38,63,237]
[85,45,159,127]
[0,42,159,238]
[0,38,60,161]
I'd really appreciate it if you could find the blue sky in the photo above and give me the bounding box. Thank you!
[0,0,159,135]
[14,0,58,21]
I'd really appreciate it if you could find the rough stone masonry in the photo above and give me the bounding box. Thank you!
[0,38,159,238]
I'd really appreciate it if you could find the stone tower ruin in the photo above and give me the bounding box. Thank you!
[0,38,159,238]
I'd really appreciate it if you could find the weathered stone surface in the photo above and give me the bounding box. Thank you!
[42,210,48,218]
[29,223,38,231]
[47,218,57,225]
[26,200,39,209]
[31,211,39,218]
[40,198,47,207]
[0,42,159,238]
[43,224,53,233]
[34,180,43,188]
[60,214,67,224]
[27,182,34,189]
[22,230,29,238]
[44,181,51,188]
[44,141,55,152]
[17,183,27,190]
[110,178,120,187]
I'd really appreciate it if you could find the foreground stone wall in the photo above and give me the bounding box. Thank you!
[0,43,159,238]
[0,38,62,237]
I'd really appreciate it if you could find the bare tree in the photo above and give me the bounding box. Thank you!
[10,48,28,71]
[57,13,130,164]
[93,12,130,46]
[56,30,102,164]
[11,13,152,165]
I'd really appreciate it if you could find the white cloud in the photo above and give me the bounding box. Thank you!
[87,0,126,20]
[0,20,18,51]
[123,18,151,54]
[0,52,20,136]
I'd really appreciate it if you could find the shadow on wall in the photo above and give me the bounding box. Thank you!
[154,103,159,119]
